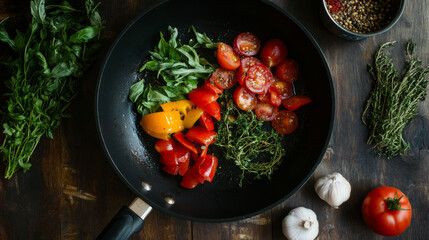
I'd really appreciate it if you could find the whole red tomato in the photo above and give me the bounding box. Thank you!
[362,186,412,236]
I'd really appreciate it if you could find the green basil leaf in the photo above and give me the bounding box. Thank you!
[50,62,73,78]
[129,79,145,103]
[69,26,100,43]
[30,0,46,24]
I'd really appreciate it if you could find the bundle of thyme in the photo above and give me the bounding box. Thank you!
[362,41,429,158]
[215,91,285,186]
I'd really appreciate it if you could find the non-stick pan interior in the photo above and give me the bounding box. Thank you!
[96,0,334,222]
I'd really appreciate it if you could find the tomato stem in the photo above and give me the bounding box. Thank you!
[385,191,410,210]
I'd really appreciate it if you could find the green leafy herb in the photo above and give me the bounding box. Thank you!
[0,0,103,178]
[215,91,285,186]
[362,41,429,158]
[129,26,216,116]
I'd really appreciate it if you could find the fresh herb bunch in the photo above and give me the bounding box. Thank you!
[129,26,217,116]
[362,41,429,158]
[0,0,103,178]
[215,91,285,186]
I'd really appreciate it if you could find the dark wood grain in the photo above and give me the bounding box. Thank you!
[0,0,428,239]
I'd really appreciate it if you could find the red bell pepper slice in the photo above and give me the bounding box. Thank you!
[185,126,217,146]
[202,101,221,121]
[175,143,191,163]
[178,157,190,176]
[198,154,218,182]
[162,164,179,175]
[199,112,215,131]
[200,146,208,159]
[159,152,178,166]
[180,170,200,189]
[154,137,175,153]
[204,79,223,95]
[282,95,312,111]
[174,132,198,154]
[188,87,219,108]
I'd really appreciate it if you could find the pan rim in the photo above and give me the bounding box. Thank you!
[95,0,335,223]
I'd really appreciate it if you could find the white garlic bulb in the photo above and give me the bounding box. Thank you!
[282,207,319,240]
[314,172,351,208]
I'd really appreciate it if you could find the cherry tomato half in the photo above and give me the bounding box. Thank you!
[209,68,236,90]
[245,64,274,94]
[233,32,261,57]
[233,85,258,111]
[204,78,223,95]
[270,77,294,100]
[362,186,412,237]
[236,57,263,85]
[255,102,279,121]
[217,43,241,70]
[260,39,288,67]
[283,95,312,111]
[276,59,299,83]
[272,110,298,134]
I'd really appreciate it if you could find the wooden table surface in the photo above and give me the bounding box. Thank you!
[1,0,428,239]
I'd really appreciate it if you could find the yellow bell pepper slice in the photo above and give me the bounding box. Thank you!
[183,107,204,128]
[161,100,195,117]
[140,111,183,134]
[145,130,170,140]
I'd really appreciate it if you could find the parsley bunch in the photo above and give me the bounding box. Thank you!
[0,0,103,178]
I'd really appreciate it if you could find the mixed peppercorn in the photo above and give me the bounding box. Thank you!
[325,0,396,34]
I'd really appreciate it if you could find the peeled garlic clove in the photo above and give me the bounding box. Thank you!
[282,207,319,240]
[314,172,351,208]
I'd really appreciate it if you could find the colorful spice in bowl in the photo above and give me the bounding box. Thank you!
[325,0,396,34]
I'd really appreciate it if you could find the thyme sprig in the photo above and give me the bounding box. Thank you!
[362,40,429,158]
[215,91,285,186]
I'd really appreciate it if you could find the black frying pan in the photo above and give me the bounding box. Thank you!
[95,0,334,239]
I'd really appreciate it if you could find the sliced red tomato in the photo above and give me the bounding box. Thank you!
[204,78,223,95]
[174,132,198,154]
[180,170,200,189]
[276,59,299,83]
[185,126,217,146]
[257,92,271,104]
[217,43,241,70]
[209,68,236,90]
[233,85,258,111]
[188,87,219,108]
[202,101,221,121]
[199,111,215,131]
[260,39,288,67]
[198,154,218,182]
[283,95,312,111]
[236,57,263,85]
[272,110,298,135]
[270,90,282,107]
[245,64,274,94]
[270,77,294,100]
[178,157,190,176]
[255,102,279,121]
[233,32,261,57]
[162,164,179,175]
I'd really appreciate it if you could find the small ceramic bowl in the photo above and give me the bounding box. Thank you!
[321,0,406,40]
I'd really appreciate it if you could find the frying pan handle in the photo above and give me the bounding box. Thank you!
[97,198,152,240]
